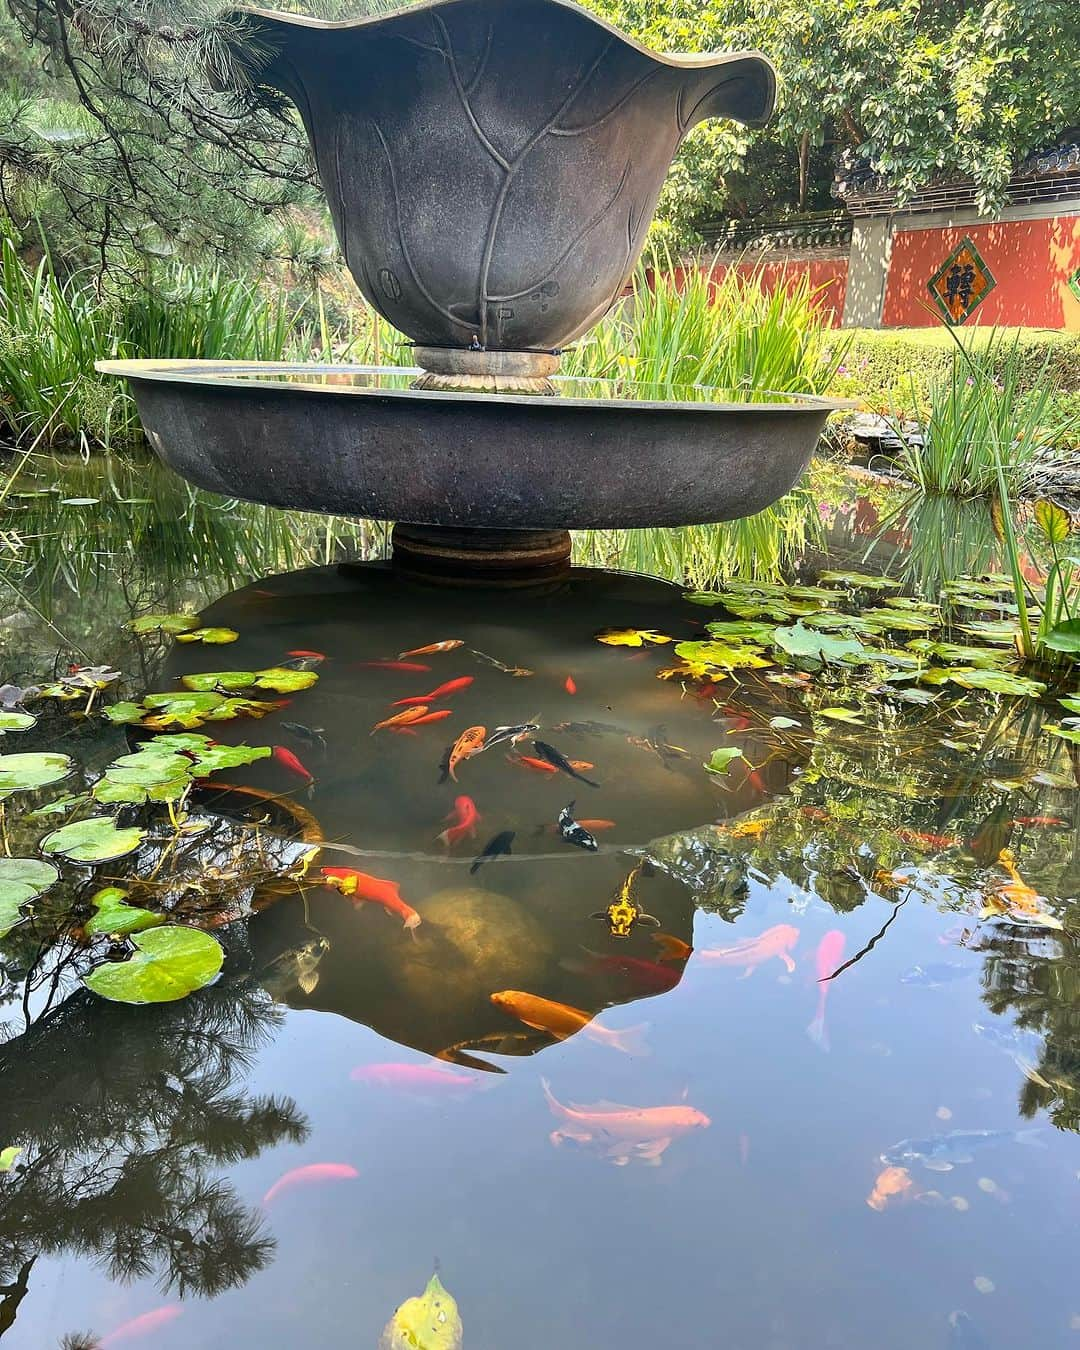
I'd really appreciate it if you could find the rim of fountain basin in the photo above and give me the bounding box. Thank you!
[231,0,776,117]
[95,360,855,415]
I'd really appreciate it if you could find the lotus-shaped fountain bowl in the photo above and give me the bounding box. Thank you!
[230,0,774,351]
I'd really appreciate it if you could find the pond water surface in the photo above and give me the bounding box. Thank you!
[0,457,1077,1349]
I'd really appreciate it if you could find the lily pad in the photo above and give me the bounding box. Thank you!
[84,886,165,938]
[673,640,771,674]
[0,1147,22,1173]
[906,640,1009,669]
[861,608,938,633]
[175,627,240,645]
[594,628,673,647]
[1059,696,1080,715]
[772,622,877,665]
[703,620,778,642]
[0,858,59,937]
[704,747,745,776]
[41,816,146,863]
[957,619,1019,645]
[1042,620,1080,656]
[181,667,318,694]
[819,570,901,590]
[185,742,271,773]
[0,710,36,734]
[128,613,200,636]
[380,1271,462,1350]
[923,667,1046,697]
[0,752,73,795]
[82,926,224,1004]
[103,702,145,725]
[815,707,864,723]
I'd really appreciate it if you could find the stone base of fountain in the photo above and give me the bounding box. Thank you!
[411,348,560,396]
[383,523,572,586]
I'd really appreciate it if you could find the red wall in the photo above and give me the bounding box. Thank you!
[883,216,1080,329]
[696,258,848,327]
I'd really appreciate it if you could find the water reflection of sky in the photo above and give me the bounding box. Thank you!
[0,456,1077,1348]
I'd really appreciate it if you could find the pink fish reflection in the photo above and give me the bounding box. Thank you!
[100,1306,183,1346]
[261,1162,358,1208]
[807,930,846,1052]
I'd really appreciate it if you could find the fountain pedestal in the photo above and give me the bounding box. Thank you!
[388,524,572,585]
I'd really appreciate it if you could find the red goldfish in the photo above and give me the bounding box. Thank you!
[448,725,486,780]
[372,704,432,734]
[896,828,958,849]
[807,929,846,1051]
[357,660,431,672]
[652,933,693,963]
[1011,816,1066,828]
[100,1306,183,1346]
[261,1161,359,1207]
[542,1079,709,1165]
[391,676,474,707]
[273,745,313,782]
[565,675,577,694]
[437,795,480,847]
[350,1062,485,1095]
[510,754,594,776]
[563,949,680,994]
[491,990,647,1055]
[699,923,799,975]
[320,867,421,930]
[287,649,326,661]
[398,640,464,658]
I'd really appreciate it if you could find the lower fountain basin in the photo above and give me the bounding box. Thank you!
[96,360,846,529]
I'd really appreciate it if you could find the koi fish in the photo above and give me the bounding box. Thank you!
[981,848,1063,928]
[391,676,475,707]
[398,640,464,658]
[470,829,514,874]
[562,949,680,994]
[592,861,660,937]
[896,828,959,849]
[652,933,693,963]
[699,924,799,976]
[449,725,486,780]
[880,1128,1044,1172]
[261,1161,359,1207]
[357,660,431,672]
[286,649,326,661]
[470,648,534,677]
[531,739,600,788]
[263,935,330,999]
[1010,815,1066,828]
[558,800,598,852]
[491,991,647,1055]
[510,754,595,776]
[273,745,313,782]
[281,720,326,753]
[438,795,480,847]
[100,1306,183,1346]
[371,705,432,734]
[320,867,421,930]
[565,675,577,694]
[866,1165,915,1212]
[437,742,454,784]
[807,929,845,1050]
[349,1063,486,1095]
[550,720,625,736]
[541,1078,708,1165]
[482,722,540,752]
[406,709,454,727]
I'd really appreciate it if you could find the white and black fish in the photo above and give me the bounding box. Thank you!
[557,801,598,852]
[880,1127,1044,1172]
[531,739,600,788]
[482,722,540,753]
[282,721,327,754]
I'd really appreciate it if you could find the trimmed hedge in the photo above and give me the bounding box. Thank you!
[827,327,1080,413]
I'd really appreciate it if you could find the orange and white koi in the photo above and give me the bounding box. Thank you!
[321,867,421,930]
[371,705,432,734]
[398,640,464,658]
[490,990,647,1055]
[542,1079,709,1165]
[448,725,486,780]
[437,795,480,847]
[699,923,799,975]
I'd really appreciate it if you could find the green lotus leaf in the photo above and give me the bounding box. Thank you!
[801,611,881,635]
[102,702,145,724]
[83,926,224,1004]
[0,710,35,734]
[26,792,91,818]
[1042,620,1080,655]
[0,858,59,936]
[957,619,1019,645]
[704,746,745,775]
[41,816,146,863]
[251,667,319,693]
[201,696,280,722]
[819,570,901,590]
[175,627,240,645]
[673,640,771,673]
[926,667,1046,697]
[703,620,778,642]
[0,1147,22,1173]
[905,640,1009,669]
[189,743,271,772]
[180,671,257,692]
[84,886,164,938]
[772,621,877,665]
[0,752,73,794]
[143,691,226,712]
[861,608,938,633]
[1059,695,1080,715]
[145,733,213,752]
[128,613,200,635]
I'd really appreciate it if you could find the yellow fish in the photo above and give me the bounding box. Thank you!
[490,990,647,1055]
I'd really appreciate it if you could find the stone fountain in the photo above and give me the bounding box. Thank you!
[99,0,843,581]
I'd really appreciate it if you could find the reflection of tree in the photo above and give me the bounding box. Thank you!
[980,930,1080,1133]
[0,978,307,1329]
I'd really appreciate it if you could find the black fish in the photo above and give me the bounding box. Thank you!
[281,721,327,753]
[531,739,600,788]
[471,830,515,874]
[550,720,625,737]
[437,743,454,785]
[482,722,540,753]
[557,801,598,852]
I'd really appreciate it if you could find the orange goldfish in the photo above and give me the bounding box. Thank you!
[565,675,577,694]
[698,923,799,975]
[542,1078,709,1165]
[398,640,464,658]
[510,754,595,776]
[652,933,693,963]
[896,828,958,850]
[371,704,432,734]
[391,676,474,707]
[405,709,453,727]
[866,1165,915,1212]
[448,725,486,780]
[437,795,480,847]
[490,990,647,1055]
[320,866,421,930]
[981,852,1063,929]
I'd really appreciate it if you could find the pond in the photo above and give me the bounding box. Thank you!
[0,455,1077,1349]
